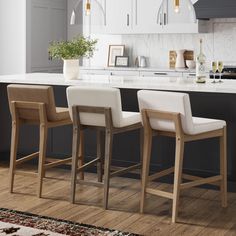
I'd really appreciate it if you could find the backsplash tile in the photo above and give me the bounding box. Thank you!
[89,19,236,69]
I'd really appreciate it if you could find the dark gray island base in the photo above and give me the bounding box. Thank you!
[1,83,236,189]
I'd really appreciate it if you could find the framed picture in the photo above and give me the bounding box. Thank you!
[107,45,125,67]
[115,56,129,67]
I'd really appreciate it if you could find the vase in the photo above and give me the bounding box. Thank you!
[175,50,186,69]
[63,59,79,80]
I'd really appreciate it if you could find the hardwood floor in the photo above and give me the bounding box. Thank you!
[0,163,236,236]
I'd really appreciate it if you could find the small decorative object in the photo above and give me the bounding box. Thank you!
[115,56,129,67]
[175,49,186,68]
[48,36,97,80]
[186,60,196,69]
[107,45,125,67]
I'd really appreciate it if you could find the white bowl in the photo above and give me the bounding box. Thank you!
[186,60,196,69]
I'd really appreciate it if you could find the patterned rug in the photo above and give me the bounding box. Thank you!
[0,208,140,236]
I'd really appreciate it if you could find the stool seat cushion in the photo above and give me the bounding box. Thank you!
[67,86,141,128]
[55,107,71,122]
[120,111,141,127]
[192,117,226,135]
[138,90,226,135]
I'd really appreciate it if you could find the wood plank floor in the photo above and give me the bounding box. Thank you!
[0,163,236,236]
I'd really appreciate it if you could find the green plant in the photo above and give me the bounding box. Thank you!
[48,36,97,60]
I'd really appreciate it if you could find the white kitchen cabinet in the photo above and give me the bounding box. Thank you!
[133,0,163,34]
[105,0,133,34]
[27,0,67,73]
[102,0,208,34]
[158,0,208,33]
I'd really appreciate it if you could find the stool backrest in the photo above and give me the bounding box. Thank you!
[7,84,57,121]
[66,86,123,127]
[138,90,194,134]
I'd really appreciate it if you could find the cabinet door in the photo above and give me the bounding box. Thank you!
[31,0,51,69]
[133,0,163,34]
[49,0,67,68]
[162,0,199,33]
[105,0,132,34]
[30,0,66,71]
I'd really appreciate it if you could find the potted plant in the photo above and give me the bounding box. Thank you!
[48,36,97,80]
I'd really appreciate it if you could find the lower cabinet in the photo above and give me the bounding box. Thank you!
[80,68,186,77]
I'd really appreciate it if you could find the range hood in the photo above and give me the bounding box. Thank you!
[194,0,236,19]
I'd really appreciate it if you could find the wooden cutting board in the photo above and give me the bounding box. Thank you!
[169,50,194,69]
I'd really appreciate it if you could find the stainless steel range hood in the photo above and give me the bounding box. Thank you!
[194,0,236,19]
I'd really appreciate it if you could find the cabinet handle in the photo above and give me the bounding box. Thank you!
[188,73,196,76]
[135,0,138,25]
[127,14,130,26]
[154,72,168,76]
[164,13,167,25]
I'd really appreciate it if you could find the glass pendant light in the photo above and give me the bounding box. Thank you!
[85,0,91,16]
[174,0,180,13]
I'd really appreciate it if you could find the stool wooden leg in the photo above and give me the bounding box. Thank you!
[172,137,184,223]
[9,121,20,193]
[71,126,81,203]
[97,130,103,183]
[103,129,113,209]
[78,131,84,180]
[139,128,144,179]
[220,126,227,207]
[140,128,152,213]
[37,124,48,198]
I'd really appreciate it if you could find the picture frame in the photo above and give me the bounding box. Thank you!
[107,45,125,67]
[115,56,129,67]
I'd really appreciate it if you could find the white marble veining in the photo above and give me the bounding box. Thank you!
[2,73,236,94]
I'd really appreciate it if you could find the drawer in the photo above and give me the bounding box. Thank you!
[140,71,182,77]
[109,70,140,76]
[80,69,111,75]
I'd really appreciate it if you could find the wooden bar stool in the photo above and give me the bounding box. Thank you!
[138,90,227,223]
[7,84,72,197]
[67,86,142,209]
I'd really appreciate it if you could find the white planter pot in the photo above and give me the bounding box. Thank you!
[63,59,79,80]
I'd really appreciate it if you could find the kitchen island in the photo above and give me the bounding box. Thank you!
[1,73,236,186]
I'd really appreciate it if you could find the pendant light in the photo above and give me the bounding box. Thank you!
[85,0,91,16]
[70,0,106,25]
[174,0,180,13]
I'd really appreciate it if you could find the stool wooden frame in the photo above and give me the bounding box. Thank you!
[9,101,72,197]
[140,109,227,223]
[71,105,142,209]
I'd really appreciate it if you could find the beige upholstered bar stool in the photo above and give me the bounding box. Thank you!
[138,90,227,223]
[67,86,142,209]
[7,84,72,197]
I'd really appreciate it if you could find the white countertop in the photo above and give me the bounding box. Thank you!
[1,73,236,94]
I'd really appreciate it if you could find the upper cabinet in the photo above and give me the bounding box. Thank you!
[105,0,133,34]
[91,0,208,34]
[158,0,208,33]
[133,0,163,34]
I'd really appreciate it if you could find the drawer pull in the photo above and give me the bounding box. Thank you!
[154,72,168,76]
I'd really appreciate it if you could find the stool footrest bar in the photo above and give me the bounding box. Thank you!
[146,187,173,199]
[16,152,39,165]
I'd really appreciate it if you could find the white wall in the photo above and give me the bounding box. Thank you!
[0,0,26,75]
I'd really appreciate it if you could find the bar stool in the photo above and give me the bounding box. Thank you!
[138,90,227,223]
[67,86,142,209]
[7,84,72,197]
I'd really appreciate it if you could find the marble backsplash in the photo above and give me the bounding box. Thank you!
[88,19,236,69]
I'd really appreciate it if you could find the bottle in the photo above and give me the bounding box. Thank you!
[196,39,207,83]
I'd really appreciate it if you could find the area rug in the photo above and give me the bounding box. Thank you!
[0,208,140,236]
